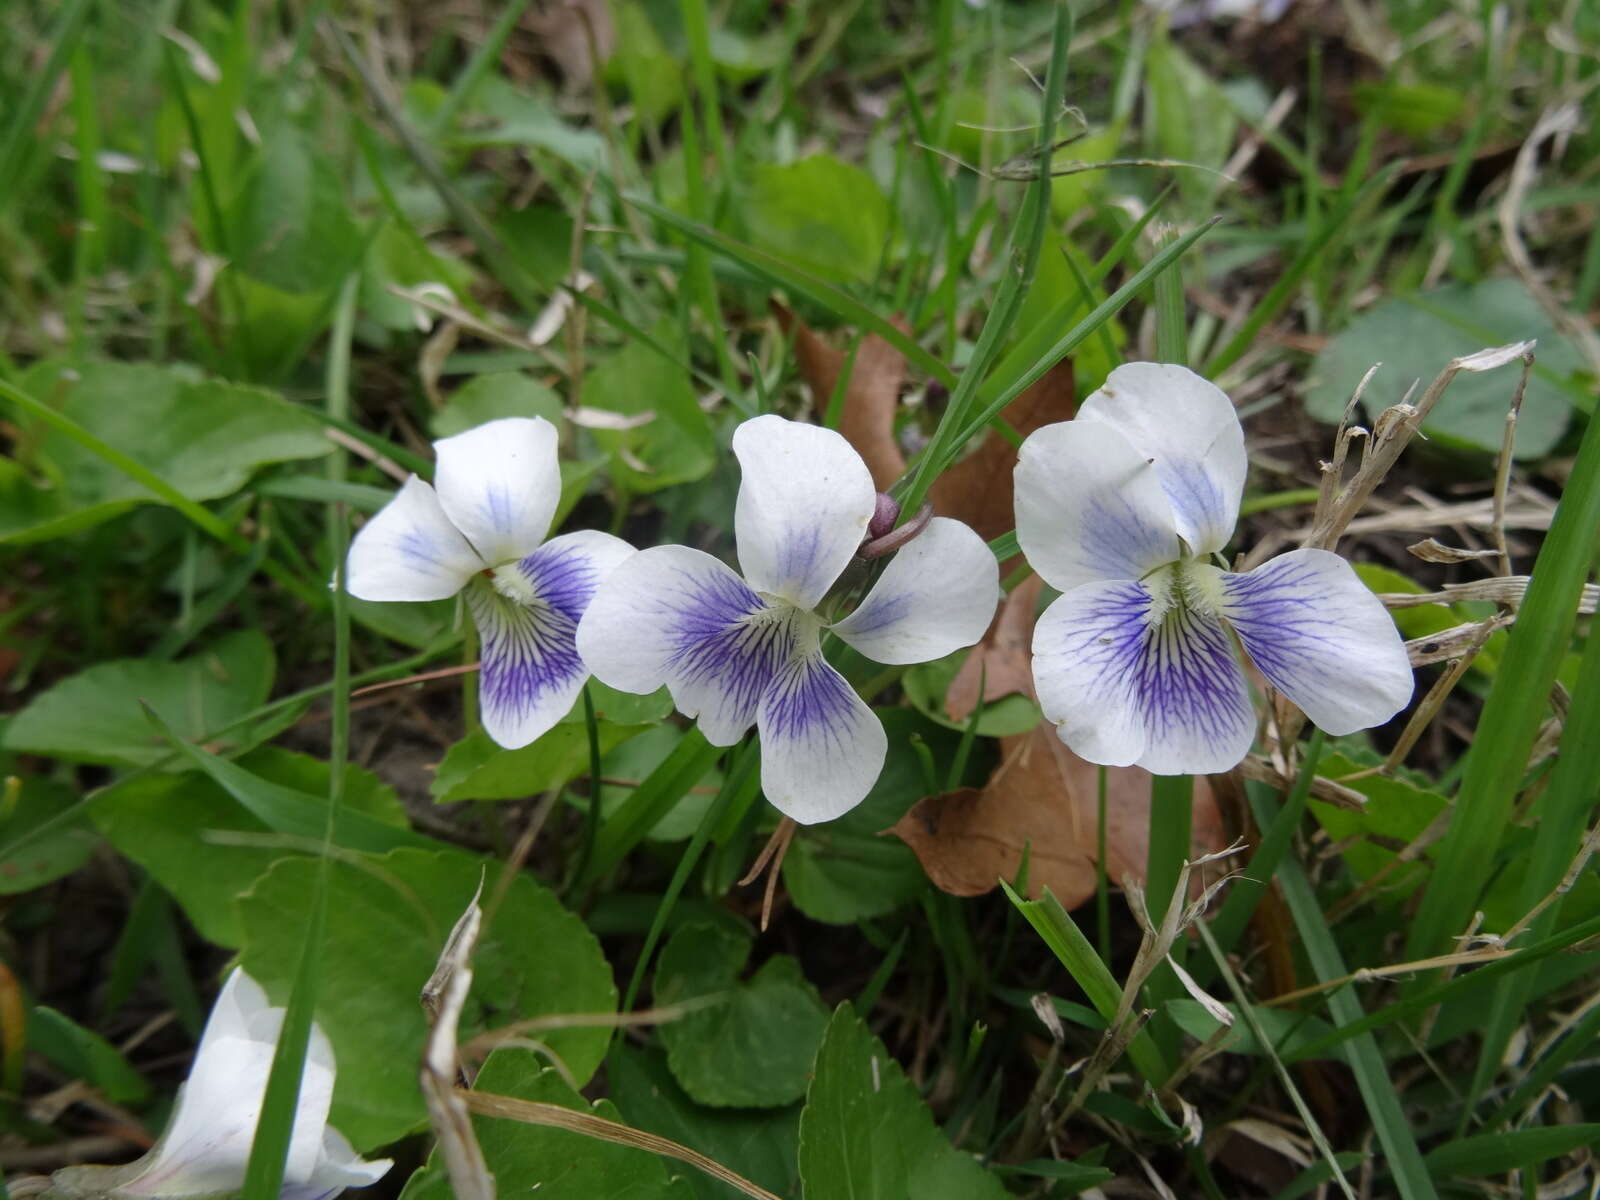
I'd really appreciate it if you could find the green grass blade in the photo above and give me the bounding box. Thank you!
[1405,394,1600,965]
[0,0,94,191]
[582,728,724,884]
[1258,788,1438,1199]
[430,0,537,136]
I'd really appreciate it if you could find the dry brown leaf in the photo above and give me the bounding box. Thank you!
[946,574,1042,722]
[773,303,908,489]
[927,357,1076,543]
[889,725,1225,908]
[526,0,615,92]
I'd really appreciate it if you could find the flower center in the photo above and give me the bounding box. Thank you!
[750,596,823,662]
[1145,558,1225,623]
[488,563,540,607]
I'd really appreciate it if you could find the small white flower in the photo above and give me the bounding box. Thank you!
[51,970,389,1199]
[1015,362,1413,775]
[344,417,632,748]
[577,415,1000,824]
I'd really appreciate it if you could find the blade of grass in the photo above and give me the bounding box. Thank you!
[1258,785,1438,1200]
[1404,393,1600,966]
[0,0,94,191]
[429,0,537,136]
[581,728,724,885]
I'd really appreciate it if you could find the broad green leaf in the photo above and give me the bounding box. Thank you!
[92,747,409,947]
[431,721,649,804]
[586,329,715,494]
[1305,279,1586,457]
[400,1048,691,1199]
[655,922,828,1108]
[783,708,981,924]
[496,205,575,288]
[238,848,616,1150]
[798,1004,1007,1200]
[0,361,330,544]
[607,3,684,127]
[226,130,364,295]
[1352,82,1465,137]
[739,155,889,285]
[611,1046,801,1200]
[361,222,475,332]
[4,630,282,768]
[1307,753,1447,905]
[429,371,563,438]
[455,76,607,171]
[0,776,96,894]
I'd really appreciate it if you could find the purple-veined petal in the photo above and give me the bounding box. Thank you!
[345,476,483,602]
[732,414,877,609]
[468,529,637,749]
[1014,421,1181,592]
[576,546,798,745]
[832,517,1000,665]
[1078,362,1246,555]
[433,417,561,566]
[1219,548,1413,735]
[756,650,886,824]
[1032,576,1256,774]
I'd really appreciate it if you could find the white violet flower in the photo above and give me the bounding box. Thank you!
[577,414,1001,823]
[50,969,390,1200]
[344,417,632,748]
[1014,362,1413,774]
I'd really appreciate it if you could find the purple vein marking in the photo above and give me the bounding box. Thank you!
[1160,459,1227,546]
[1079,493,1174,580]
[659,567,795,719]
[398,529,469,576]
[1221,558,1335,692]
[762,654,857,754]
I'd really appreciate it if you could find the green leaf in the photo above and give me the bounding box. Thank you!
[431,721,648,804]
[238,847,616,1150]
[1306,753,1447,905]
[611,1045,801,1200]
[1351,82,1465,137]
[429,371,564,437]
[4,630,282,768]
[226,130,365,295]
[29,1006,150,1105]
[401,1048,692,1199]
[798,1004,1007,1200]
[1166,999,1339,1061]
[739,155,889,285]
[0,776,96,894]
[595,725,722,842]
[606,3,685,127]
[1424,1125,1600,1179]
[360,221,476,332]
[1306,280,1587,457]
[0,361,331,544]
[655,922,828,1108]
[92,747,409,947]
[783,708,984,925]
[586,328,715,494]
[455,76,607,171]
[902,651,1041,737]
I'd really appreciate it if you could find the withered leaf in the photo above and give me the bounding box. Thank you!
[946,574,1042,722]
[889,725,1226,909]
[773,302,908,489]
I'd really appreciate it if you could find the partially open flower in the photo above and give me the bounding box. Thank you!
[50,970,389,1200]
[577,415,1000,823]
[1015,363,1413,775]
[344,418,632,748]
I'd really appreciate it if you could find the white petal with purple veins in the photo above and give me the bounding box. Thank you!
[1014,421,1181,592]
[576,546,798,745]
[1032,575,1256,774]
[832,517,1000,665]
[756,651,886,824]
[1219,548,1413,735]
[732,414,877,610]
[345,476,483,602]
[1078,362,1246,556]
[467,588,586,751]
[433,417,561,567]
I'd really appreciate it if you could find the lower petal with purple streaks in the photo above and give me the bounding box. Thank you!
[755,650,886,825]
[576,545,797,745]
[467,580,591,750]
[1219,547,1413,736]
[1032,577,1256,775]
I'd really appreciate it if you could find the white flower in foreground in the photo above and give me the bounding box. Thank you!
[1015,362,1413,775]
[577,414,1000,824]
[51,970,389,1200]
[344,417,631,748]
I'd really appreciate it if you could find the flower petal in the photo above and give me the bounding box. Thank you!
[465,531,629,750]
[1014,420,1181,592]
[433,417,561,566]
[1078,362,1246,555]
[1219,548,1413,735]
[288,1127,392,1200]
[756,651,886,824]
[832,517,1000,665]
[135,970,336,1195]
[345,477,482,602]
[576,546,797,745]
[1032,578,1256,774]
[732,414,877,609]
